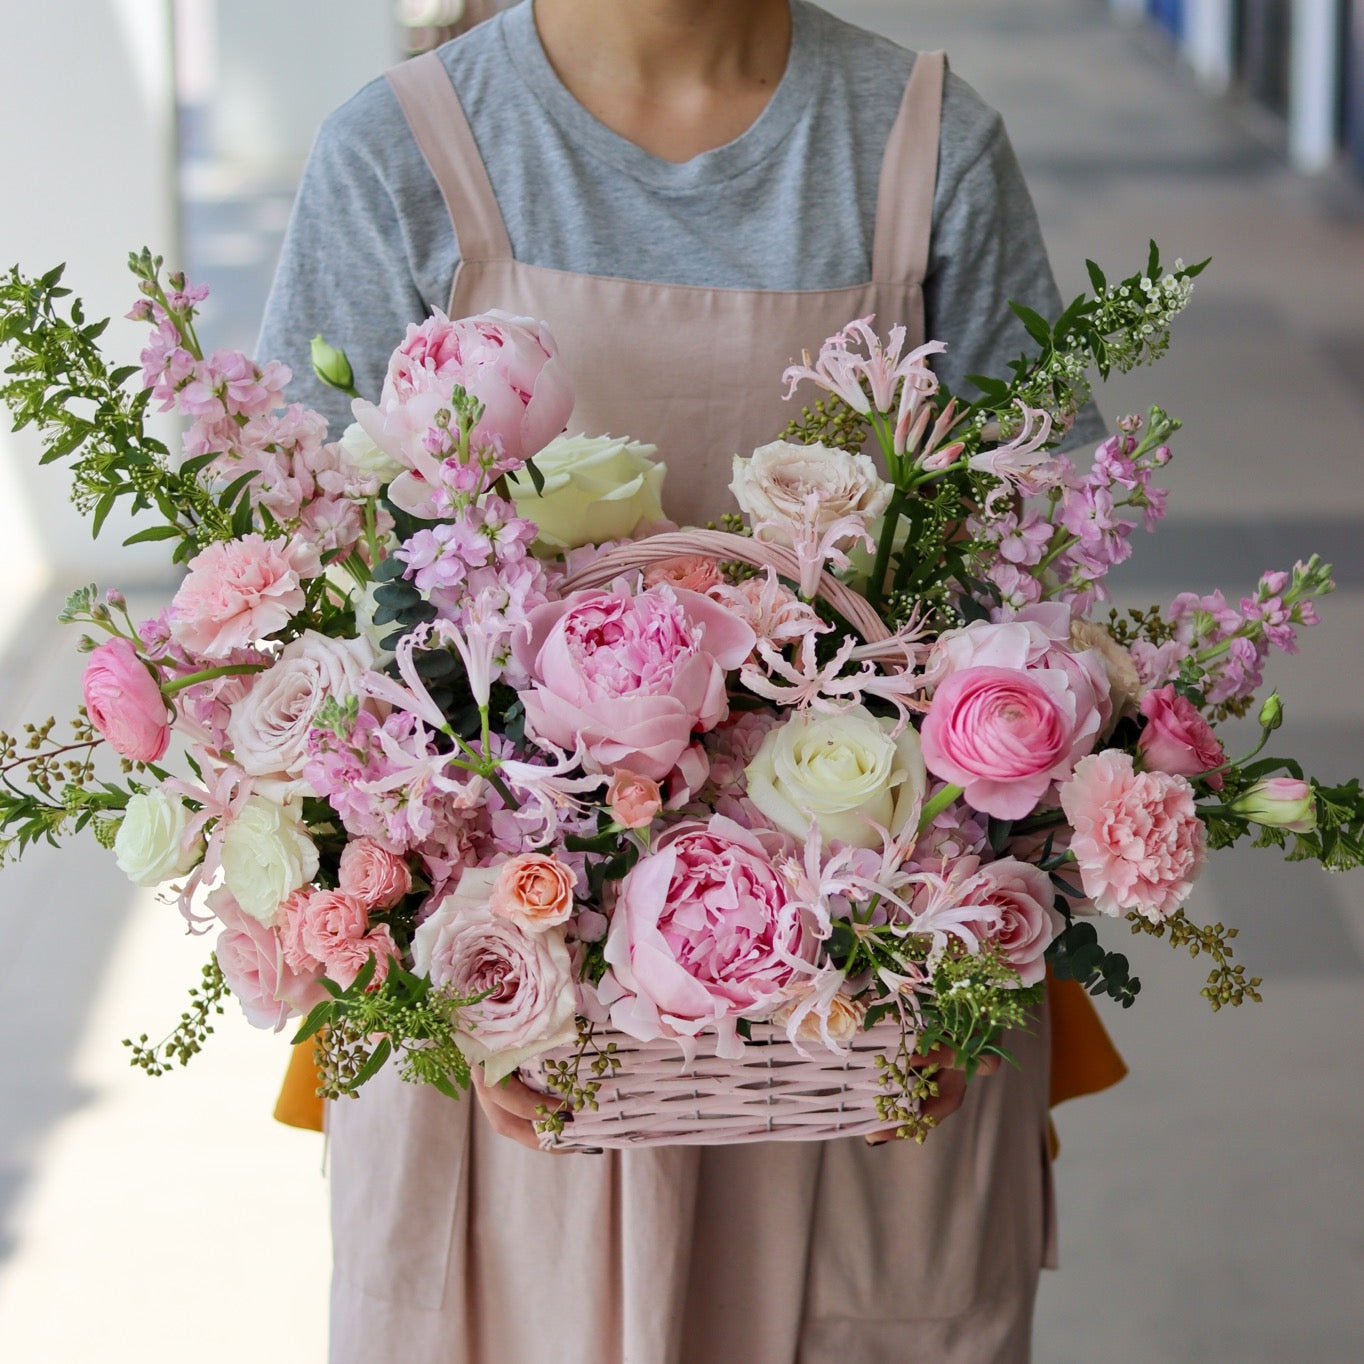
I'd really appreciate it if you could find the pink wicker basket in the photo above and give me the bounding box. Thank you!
[523,1020,909,1151]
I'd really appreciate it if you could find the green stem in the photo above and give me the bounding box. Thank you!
[867,492,908,612]
[162,663,266,696]
[916,784,964,835]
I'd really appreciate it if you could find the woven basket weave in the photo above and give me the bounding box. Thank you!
[522,1020,907,1151]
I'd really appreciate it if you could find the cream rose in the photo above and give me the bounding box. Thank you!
[114,788,201,887]
[730,440,892,544]
[219,795,320,925]
[507,433,666,549]
[338,418,405,484]
[745,704,927,848]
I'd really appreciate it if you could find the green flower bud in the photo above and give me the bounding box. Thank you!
[1257,693,1284,732]
[1230,777,1316,834]
[310,335,355,393]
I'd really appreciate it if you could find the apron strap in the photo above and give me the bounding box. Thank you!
[386,51,513,264]
[871,50,945,287]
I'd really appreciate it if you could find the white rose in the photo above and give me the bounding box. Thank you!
[338,419,405,484]
[746,704,926,848]
[730,440,892,544]
[507,433,666,549]
[114,788,201,887]
[219,795,319,925]
[227,631,375,785]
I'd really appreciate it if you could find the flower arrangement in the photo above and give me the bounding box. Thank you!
[1,245,1359,1147]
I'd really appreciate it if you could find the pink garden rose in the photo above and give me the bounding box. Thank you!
[643,555,722,594]
[1060,750,1207,921]
[958,857,1064,987]
[411,864,577,1083]
[337,837,413,909]
[512,584,755,783]
[212,891,326,1031]
[601,815,814,1059]
[81,636,169,762]
[489,852,576,933]
[606,770,663,829]
[354,309,573,516]
[1138,685,1226,789]
[169,533,319,658]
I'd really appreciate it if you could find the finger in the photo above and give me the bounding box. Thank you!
[473,1068,561,1122]
[471,1072,565,1153]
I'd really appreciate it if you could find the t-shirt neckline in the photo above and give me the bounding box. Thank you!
[498,0,820,191]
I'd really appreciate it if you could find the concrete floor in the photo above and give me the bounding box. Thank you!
[1,2,1361,1361]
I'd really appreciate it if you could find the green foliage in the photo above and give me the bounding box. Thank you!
[1127,908,1262,1010]
[1046,918,1141,1006]
[124,959,229,1075]
[531,1019,623,1141]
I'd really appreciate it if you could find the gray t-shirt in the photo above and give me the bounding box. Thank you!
[258,0,1099,445]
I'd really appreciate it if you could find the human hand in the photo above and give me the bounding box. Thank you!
[470,1067,571,1153]
[864,1046,1001,1146]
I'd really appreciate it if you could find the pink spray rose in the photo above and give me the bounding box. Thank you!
[169,533,319,658]
[643,555,723,595]
[1060,750,1207,921]
[512,584,756,782]
[489,852,576,932]
[338,838,414,909]
[81,636,169,762]
[293,887,398,989]
[601,815,814,1060]
[958,857,1064,987]
[212,891,326,1031]
[606,770,663,829]
[1138,685,1226,789]
[411,864,577,1083]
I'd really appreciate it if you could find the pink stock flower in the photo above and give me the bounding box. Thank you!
[338,838,414,908]
[212,891,326,1031]
[512,583,755,782]
[169,534,319,658]
[957,857,1064,987]
[1060,750,1207,921]
[601,816,814,1060]
[606,770,664,829]
[1138,685,1226,789]
[82,636,170,763]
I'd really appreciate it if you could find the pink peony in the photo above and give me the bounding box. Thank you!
[959,857,1064,987]
[1138,685,1226,789]
[512,584,755,782]
[212,891,326,1031]
[411,864,577,1083]
[337,838,413,909]
[489,852,576,932]
[81,636,169,762]
[921,666,1092,820]
[169,534,319,658]
[601,815,813,1059]
[1060,750,1207,921]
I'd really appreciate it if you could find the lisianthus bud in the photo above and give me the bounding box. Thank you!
[311,335,355,393]
[1231,777,1316,833]
[1258,693,1284,732]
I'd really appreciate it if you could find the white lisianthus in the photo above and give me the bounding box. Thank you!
[507,433,666,549]
[338,419,405,484]
[730,440,892,545]
[745,704,926,848]
[219,795,319,925]
[113,788,201,887]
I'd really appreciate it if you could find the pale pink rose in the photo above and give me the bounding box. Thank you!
[212,891,326,1030]
[81,636,169,762]
[489,852,575,932]
[606,770,663,829]
[959,857,1064,987]
[601,815,813,1060]
[1060,750,1207,921]
[1138,685,1226,790]
[729,440,892,544]
[338,838,413,909]
[227,632,375,783]
[921,665,1092,820]
[643,555,722,594]
[169,534,319,658]
[355,309,573,515]
[412,864,577,1083]
[512,584,755,782]
[296,887,397,989]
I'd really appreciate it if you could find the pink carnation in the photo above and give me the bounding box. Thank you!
[601,816,813,1060]
[1138,685,1226,790]
[81,636,169,762]
[1060,750,1207,921]
[169,534,319,658]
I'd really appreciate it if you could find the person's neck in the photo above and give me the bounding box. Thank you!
[532,0,794,162]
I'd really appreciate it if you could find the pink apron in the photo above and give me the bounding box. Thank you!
[326,48,1054,1364]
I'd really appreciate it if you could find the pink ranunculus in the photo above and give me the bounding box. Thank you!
[512,584,756,782]
[489,852,576,932]
[606,770,663,829]
[960,857,1064,987]
[296,887,397,989]
[1138,685,1226,789]
[212,891,326,1030]
[1059,750,1207,921]
[601,815,813,1060]
[338,838,413,909]
[81,636,169,762]
[921,665,1089,820]
[169,533,319,658]
[411,864,577,1083]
